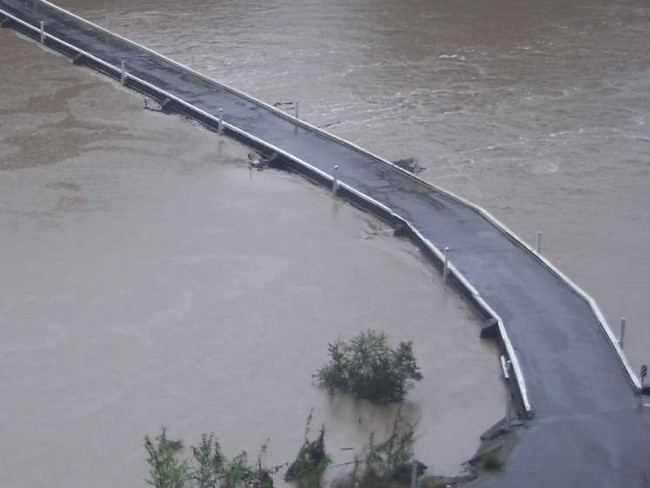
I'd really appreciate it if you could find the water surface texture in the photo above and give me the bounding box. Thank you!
[2,0,649,485]
[56,0,649,373]
[0,27,504,488]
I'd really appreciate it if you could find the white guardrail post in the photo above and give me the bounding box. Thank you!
[39,20,45,43]
[120,60,126,84]
[294,102,300,134]
[443,247,450,281]
[619,317,626,349]
[332,165,339,196]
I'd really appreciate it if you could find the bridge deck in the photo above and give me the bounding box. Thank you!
[1,1,647,486]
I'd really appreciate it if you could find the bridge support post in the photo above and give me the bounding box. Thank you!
[39,20,45,44]
[619,317,626,349]
[536,231,542,254]
[443,246,450,281]
[120,60,127,85]
[332,165,339,196]
[218,108,223,134]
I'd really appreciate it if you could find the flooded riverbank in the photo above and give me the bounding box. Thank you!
[0,30,504,488]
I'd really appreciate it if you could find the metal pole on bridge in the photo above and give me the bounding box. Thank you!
[120,60,126,85]
[619,317,626,349]
[39,21,45,44]
[332,165,339,196]
[443,246,450,281]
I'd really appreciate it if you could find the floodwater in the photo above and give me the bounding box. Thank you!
[0,26,503,488]
[54,0,649,373]
[1,0,649,485]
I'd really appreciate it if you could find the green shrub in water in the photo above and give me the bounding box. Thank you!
[316,329,422,403]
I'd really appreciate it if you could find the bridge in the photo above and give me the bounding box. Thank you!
[1,1,648,486]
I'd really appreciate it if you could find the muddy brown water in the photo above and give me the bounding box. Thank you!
[1,0,649,485]
[54,0,649,373]
[0,28,503,488]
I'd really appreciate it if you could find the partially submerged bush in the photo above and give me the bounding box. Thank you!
[331,410,424,488]
[285,413,330,488]
[190,433,224,488]
[144,429,281,488]
[316,329,423,403]
[144,428,189,488]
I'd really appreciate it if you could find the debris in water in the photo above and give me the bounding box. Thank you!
[393,157,425,174]
[248,151,279,171]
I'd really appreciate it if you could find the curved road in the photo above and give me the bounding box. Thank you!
[1,1,648,486]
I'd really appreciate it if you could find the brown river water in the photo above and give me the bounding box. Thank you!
[1,0,649,486]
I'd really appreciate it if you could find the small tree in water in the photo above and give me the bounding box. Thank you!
[190,433,224,488]
[144,428,189,488]
[285,411,331,488]
[316,329,422,403]
[144,429,280,488]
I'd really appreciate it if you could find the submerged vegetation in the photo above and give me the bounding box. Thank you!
[142,331,496,488]
[144,429,281,488]
[285,412,331,488]
[144,428,188,488]
[315,329,423,403]
[331,409,424,488]
[144,412,428,488]
[143,408,491,488]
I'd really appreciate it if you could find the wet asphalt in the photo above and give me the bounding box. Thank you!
[1,1,648,486]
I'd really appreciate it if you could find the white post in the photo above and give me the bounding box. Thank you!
[332,165,339,196]
[619,317,626,349]
[39,21,45,44]
[293,102,300,134]
[536,231,542,254]
[120,60,126,85]
[443,246,450,281]
[218,108,223,134]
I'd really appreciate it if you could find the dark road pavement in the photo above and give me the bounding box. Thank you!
[1,1,648,486]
